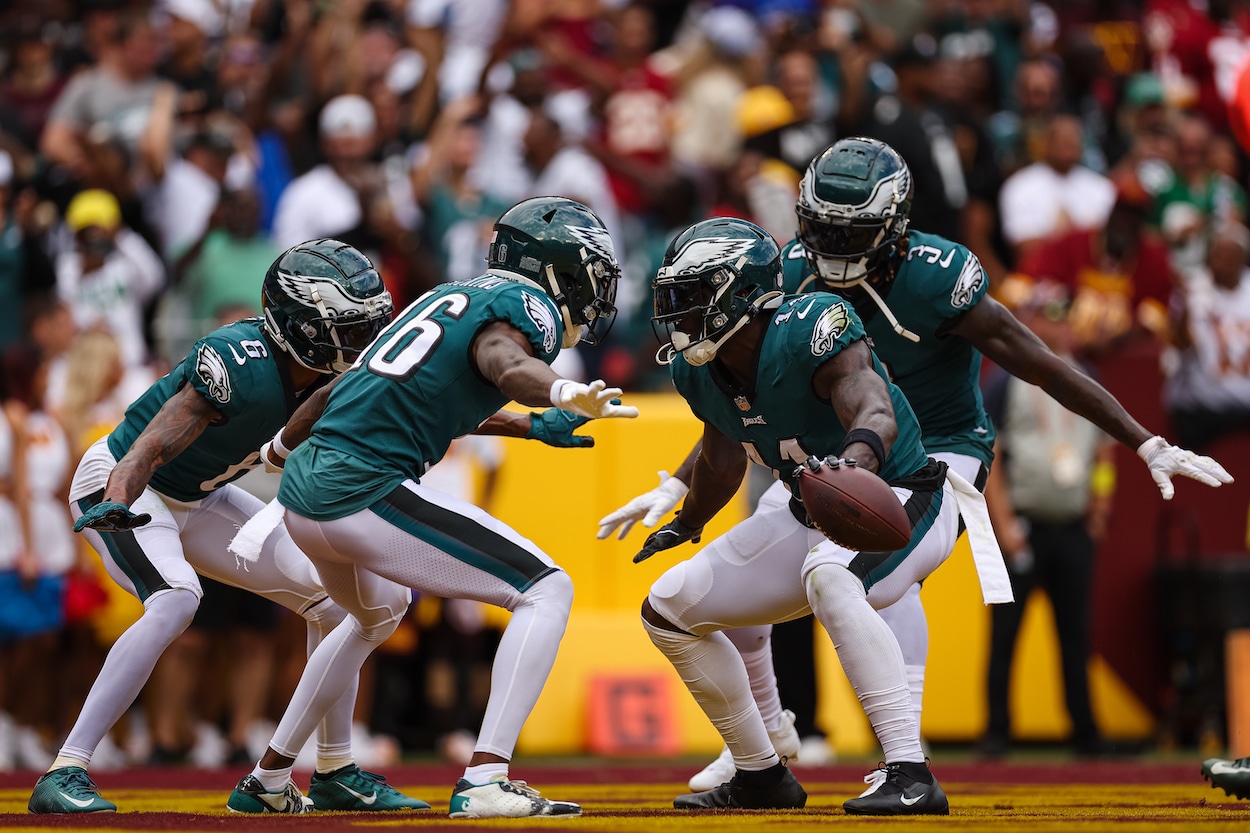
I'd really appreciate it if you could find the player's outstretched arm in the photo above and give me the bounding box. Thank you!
[955,296,1234,498]
[79,385,220,531]
[632,423,744,564]
[597,442,702,540]
[476,407,600,448]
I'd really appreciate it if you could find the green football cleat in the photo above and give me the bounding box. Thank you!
[1203,757,1250,800]
[28,767,117,814]
[226,774,312,814]
[308,764,430,811]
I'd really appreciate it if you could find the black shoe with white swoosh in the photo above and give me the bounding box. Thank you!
[842,761,949,816]
[1202,757,1250,799]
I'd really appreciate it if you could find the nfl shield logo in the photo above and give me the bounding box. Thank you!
[734,395,751,412]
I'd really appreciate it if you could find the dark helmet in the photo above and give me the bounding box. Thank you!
[262,239,395,374]
[652,217,784,366]
[796,137,913,287]
[488,196,620,348]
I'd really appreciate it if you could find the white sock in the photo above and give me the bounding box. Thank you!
[643,618,779,771]
[315,751,354,774]
[254,764,294,793]
[464,763,508,784]
[304,607,360,758]
[475,572,573,758]
[806,565,923,763]
[726,626,784,731]
[906,665,925,732]
[60,588,199,764]
[50,754,90,772]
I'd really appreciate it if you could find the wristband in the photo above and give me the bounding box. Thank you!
[270,429,292,460]
[549,379,572,407]
[840,428,886,468]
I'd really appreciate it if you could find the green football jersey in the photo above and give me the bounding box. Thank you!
[671,294,928,486]
[280,275,564,520]
[108,319,316,502]
[780,230,995,465]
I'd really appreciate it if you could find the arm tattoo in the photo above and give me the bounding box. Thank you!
[102,386,218,505]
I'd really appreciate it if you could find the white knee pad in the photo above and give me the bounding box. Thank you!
[805,564,867,632]
[350,583,413,644]
[145,587,201,635]
[520,569,574,621]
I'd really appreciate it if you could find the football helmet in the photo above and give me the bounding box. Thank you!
[652,217,785,367]
[796,137,912,288]
[488,196,620,349]
[262,239,395,374]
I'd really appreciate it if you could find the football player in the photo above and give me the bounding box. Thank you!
[31,239,597,816]
[226,197,637,819]
[641,215,980,814]
[603,138,1232,810]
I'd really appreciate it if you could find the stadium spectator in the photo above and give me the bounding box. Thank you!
[0,16,70,151]
[39,11,168,189]
[999,114,1117,263]
[1165,223,1250,451]
[0,150,57,353]
[1151,114,1247,276]
[1018,172,1175,357]
[980,281,1116,759]
[55,190,164,370]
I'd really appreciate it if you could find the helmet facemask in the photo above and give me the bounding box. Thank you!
[546,249,620,349]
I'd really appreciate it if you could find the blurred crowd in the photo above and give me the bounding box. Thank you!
[2,0,1250,769]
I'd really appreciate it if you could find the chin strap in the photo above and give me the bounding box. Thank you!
[657,291,785,367]
[858,280,920,343]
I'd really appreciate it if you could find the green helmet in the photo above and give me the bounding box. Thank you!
[262,239,395,374]
[796,137,912,288]
[487,196,620,348]
[652,217,784,367]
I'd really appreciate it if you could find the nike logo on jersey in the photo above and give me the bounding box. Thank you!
[900,792,926,806]
[337,784,377,805]
[795,297,820,319]
[938,249,955,268]
[1209,761,1248,775]
[229,344,248,365]
[57,791,97,808]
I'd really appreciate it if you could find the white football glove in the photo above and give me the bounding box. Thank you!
[551,379,639,420]
[597,470,690,540]
[1136,435,1234,500]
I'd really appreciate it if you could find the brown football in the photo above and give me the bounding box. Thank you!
[798,460,911,551]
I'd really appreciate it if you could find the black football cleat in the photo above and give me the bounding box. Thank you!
[1202,757,1250,800]
[673,766,807,810]
[843,761,949,816]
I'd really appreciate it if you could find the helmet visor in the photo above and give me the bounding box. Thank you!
[796,208,891,260]
[652,270,726,343]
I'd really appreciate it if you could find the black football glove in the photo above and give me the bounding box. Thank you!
[74,501,152,533]
[633,517,703,564]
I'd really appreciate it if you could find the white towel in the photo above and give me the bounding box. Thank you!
[945,467,1014,605]
[229,497,286,568]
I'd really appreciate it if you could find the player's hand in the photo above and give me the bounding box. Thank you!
[1137,435,1234,500]
[74,501,152,533]
[551,379,639,420]
[632,517,703,564]
[598,470,689,539]
[526,407,597,448]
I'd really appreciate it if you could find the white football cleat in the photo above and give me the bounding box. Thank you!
[448,776,580,818]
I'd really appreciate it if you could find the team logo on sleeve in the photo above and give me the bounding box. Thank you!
[522,291,559,354]
[195,344,232,405]
[950,252,986,308]
[810,303,850,356]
